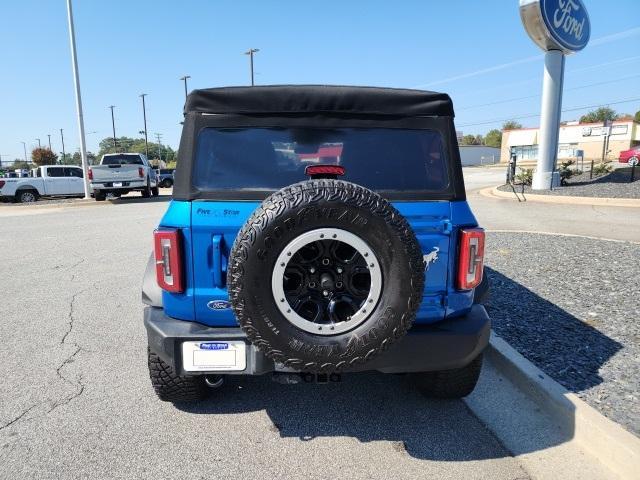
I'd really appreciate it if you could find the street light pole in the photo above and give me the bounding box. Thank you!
[21,142,27,163]
[109,105,117,149]
[179,75,190,101]
[244,49,259,86]
[140,94,149,157]
[66,0,91,199]
[47,134,52,150]
[60,129,66,164]
[36,138,41,148]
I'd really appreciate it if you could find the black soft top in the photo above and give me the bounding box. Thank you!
[184,85,454,117]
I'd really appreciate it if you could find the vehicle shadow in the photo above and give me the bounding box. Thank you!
[174,268,622,462]
[484,267,622,393]
[176,372,516,462]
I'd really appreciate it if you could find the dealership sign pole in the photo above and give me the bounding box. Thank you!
[519,0,590,190]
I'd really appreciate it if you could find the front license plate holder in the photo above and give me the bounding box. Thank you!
[182,341,247,372]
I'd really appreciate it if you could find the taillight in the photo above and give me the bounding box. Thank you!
[88,168,93,180]
[457,228,485,290]
[0,180,5,189]
[138,167,144,178]
[154,229,184,293]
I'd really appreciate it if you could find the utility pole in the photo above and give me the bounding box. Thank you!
[47,134,52,150]
[21,142,27,163]
[66,0,91,199]
[244,48,259,86]
[36,138,41,148]
[155,133,163,162]
[140,94,149,157]
[179,75,191,101]
[109,105,117,149]
[60,129,66,164]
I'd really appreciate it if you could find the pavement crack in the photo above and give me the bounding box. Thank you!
[0,405,37,432]
[61,288,88,346]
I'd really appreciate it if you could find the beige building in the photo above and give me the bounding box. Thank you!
[500,119,640,164]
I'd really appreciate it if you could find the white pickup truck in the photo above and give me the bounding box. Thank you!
[89,153,158,201]
[0,165,89,203]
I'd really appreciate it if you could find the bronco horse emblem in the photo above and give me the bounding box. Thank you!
[423,247,439,271]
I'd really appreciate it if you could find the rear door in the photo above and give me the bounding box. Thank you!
[191,201,261,326]
[189,200,450,327]
[65,167,85,194]
[44,167,70,194]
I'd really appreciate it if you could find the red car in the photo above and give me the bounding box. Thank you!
[619,146,640,164]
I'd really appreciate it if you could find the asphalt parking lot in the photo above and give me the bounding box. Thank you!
[0,170,636,478]
[0,196,531,480]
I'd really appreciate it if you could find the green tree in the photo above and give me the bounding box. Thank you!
[460,134,482,145]
[502,120,522,130]
[97,136,175,163]
[484,129,502,148]
[634,110,640,123]
[31,148,58,166]
[579,106,617,124]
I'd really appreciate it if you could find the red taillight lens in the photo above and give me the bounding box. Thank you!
[457,228,485,290]
[0,180,5,189]
[88,168,93,180]
[154,229,184,293]
[305,165,345,177]
[138,167,144,178]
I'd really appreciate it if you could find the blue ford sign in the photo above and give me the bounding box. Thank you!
[520,0,590,54]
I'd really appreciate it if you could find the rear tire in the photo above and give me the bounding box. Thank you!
[94,190,106,201]
[412,354,483,399]
[147,349,210,402]
[141,179,151,198]
[16,189,39,203]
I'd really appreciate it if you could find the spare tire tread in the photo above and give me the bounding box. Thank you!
[229,180,424,373]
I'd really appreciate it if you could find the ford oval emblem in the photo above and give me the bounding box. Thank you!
[540,0,590,52]
[207,300,231,311]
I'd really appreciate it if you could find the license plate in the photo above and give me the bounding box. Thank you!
[182,341,246,372]
[113,182,122,187]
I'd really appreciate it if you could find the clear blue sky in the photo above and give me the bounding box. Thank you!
[1,0,639,162]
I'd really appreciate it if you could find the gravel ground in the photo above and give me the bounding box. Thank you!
[497,166,640,198]
[484,232,639,435]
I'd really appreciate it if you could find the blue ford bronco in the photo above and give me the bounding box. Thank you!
[142,85,489,402]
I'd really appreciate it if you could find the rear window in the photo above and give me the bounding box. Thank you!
[102,154,143,166]
[193,127,449,193]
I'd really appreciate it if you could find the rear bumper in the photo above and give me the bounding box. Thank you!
[144,305,490,376]
[91,180,146,190]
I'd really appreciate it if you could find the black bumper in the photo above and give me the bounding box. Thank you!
[144,305,490,376]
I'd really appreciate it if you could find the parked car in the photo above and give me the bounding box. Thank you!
[156,168,175,188]
[142,86,489,403]
[0,165,88,203]
[89,153,159,201]
[618,146,640,164]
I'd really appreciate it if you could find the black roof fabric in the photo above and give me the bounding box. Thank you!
[184,85,454,117]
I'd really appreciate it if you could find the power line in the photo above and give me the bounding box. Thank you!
[457,96,640,128]
[457,73,640,111]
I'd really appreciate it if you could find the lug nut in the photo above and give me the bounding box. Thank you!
[309,267,316,274]
[336,282,343,288]
[336,267,343,273]
[322,290,329,297]
[322,258,330,266]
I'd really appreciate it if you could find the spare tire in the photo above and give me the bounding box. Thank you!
[228,179,424,373]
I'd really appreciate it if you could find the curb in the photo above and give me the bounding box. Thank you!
[480,186,640,208]
[488,333,640,480]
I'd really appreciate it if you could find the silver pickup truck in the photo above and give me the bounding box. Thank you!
[89,153,158,201]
